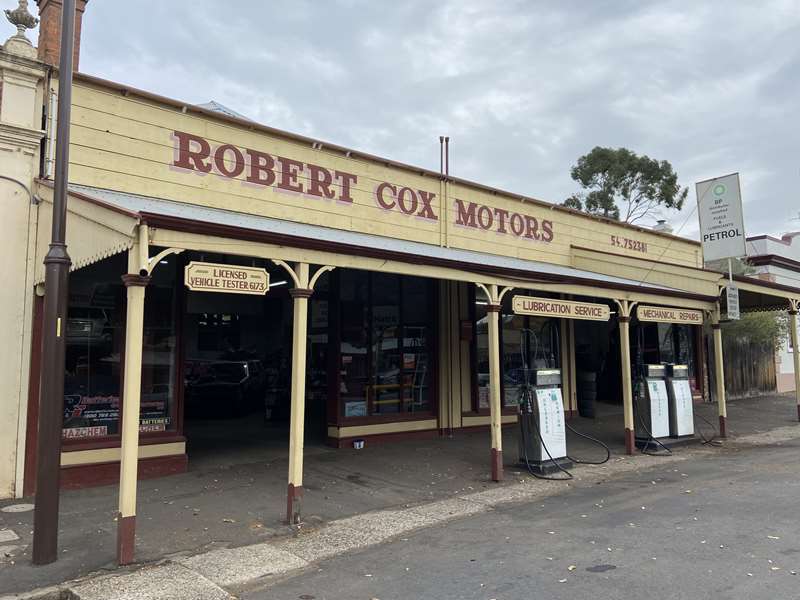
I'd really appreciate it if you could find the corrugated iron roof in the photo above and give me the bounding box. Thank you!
[68,183,680,294]
[196,101,252,122]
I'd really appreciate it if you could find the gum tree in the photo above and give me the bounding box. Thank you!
[562,146,688,224]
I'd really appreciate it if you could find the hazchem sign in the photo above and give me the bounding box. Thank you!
[512,296,610,321]
[184,261,270,295]
[637,305,704,324]
[696,173,746,262]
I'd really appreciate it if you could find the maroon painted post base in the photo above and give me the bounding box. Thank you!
[719,415,727,438]
[286,483,303,524]
[624,428,634,455]
[116,514,136,565]
[491,448,503,482]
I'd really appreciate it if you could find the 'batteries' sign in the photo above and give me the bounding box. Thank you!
[512,296,610,321]
[696,173,746,262]
[636,305,704,324]
[726,284,740,321]
[184,261,270,295]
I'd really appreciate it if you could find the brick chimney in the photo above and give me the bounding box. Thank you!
[35,0,88,70]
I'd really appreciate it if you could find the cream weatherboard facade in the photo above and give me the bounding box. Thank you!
[3,11,800,565]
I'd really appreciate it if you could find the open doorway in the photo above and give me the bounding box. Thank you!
[574,317,621,419]
[180,253,329,470]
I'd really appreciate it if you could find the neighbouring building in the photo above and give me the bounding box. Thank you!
[747,232,800,393]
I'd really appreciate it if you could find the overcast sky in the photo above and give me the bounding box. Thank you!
[13,0,800,239]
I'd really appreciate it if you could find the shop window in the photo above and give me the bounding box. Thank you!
[372,273,401,413]
[307,276,331,435]
[637,322,661,367]
[502,314,560,406]
[197,313,241,352]
[652,323,694,368]
[474,302,490,409]
[340,270,370,417]
[308,269,331,398]
[402,277,434,413]
[657,323,676,364]
[308,294,330,391]
[675,325,694,368]
[501,314,526,406]
[63,255,126,439]
[473,288,560,411]
[140,258,178,433]
[634,322,697,393]
[338,271,435,419]
[62,252,179,441]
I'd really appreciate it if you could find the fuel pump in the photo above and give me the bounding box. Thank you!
[517,368,572,476]
[516,322,609,479]
[666,364,694,437]
[632,325,672,454]
[635,364,670,450]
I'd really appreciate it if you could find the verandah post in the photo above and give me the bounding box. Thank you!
[116,227,150,565]
[788,301,800,421]
[274,261,334,524]
[616,299,635,455]
[486,284,503,481]
[711,305,727,437]
[286,262,311,524]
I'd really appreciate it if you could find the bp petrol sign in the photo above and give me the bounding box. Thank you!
[696,173,746,262]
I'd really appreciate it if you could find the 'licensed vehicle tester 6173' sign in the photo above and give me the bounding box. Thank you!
[184,261,270,295]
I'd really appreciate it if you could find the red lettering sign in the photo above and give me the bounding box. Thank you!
[454,199,555,244]
[373,182,439,221]
[171,132,559,243]
[172,130,357,205]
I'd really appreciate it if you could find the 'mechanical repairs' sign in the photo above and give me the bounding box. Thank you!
[512,296,610,321]
[184,261,270,295]
[637,305,704,324]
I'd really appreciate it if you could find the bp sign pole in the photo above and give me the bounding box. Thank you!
[696,172,747,435]
[696,173,745,320]
[32,0,76,566]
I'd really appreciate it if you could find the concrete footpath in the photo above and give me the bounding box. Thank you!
[0,394,798,599]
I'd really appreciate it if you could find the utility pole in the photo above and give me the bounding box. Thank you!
[32,0,76,566]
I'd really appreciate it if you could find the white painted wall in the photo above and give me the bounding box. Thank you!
[0,38,46,498]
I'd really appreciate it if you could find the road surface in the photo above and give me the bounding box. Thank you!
[247,438,800,600]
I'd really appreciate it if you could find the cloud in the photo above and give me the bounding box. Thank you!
[12,0,798,238]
